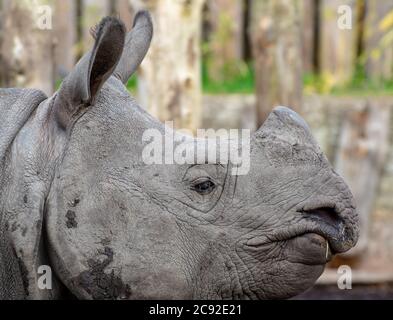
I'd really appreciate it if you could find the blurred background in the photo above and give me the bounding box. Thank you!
[0,0,392,299]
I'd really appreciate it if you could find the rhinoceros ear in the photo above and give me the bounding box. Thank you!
[113,10,153,84]
[54,16,126,129]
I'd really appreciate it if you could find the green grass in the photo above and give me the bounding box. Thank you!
[55,62,393,97]
[55,79,63,90]
[304,65,393,97]
[202,61,393,96]
[202,61,255,94]
[331,81,393,97]
[126,74,138,93]
[331,67,393,97]
[120,61,256,94]
[55,74,138,93]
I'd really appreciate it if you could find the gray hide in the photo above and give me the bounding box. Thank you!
[0,12,359,300]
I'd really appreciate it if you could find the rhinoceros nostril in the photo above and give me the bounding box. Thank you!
[299,207,341,228]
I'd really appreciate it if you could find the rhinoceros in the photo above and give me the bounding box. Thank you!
[0,11,358,300]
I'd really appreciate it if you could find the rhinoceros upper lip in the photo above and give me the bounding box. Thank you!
[246,206,352,254]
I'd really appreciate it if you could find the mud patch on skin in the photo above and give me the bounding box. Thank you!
[71,198,80,207]
[73,247,131,300]
[65,210,77,228]
[101,238,111,246]
[11,222,18,232]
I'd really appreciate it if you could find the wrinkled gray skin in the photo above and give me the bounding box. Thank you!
[0,12,359,300]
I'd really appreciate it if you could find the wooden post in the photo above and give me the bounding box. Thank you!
[0,0,5,86]
[364,0,393,82]
[249,0,303,126]
[335,101,390,255]
[0,0,55,95]
[319,0,358,87]
[205,0,244,82]
[300,0,318,73]
[53,0,77,79]
[130,0,205,133]
[115,0,134,28]
[82,0,111,50]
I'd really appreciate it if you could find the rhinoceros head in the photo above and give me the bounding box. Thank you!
[4,12,358,300]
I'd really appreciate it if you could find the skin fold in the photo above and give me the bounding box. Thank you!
[0,12,359,300]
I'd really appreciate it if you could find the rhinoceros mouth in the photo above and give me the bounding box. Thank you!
[245,205,356,259]
[245,232,333,266]
[297,205,355,254]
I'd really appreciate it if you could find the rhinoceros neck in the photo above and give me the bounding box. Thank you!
[0,89,67,299]
[0,88,47,166]
[0,88,48,299]
[0,88,48,222]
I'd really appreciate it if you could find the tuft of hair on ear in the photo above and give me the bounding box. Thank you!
[88,16,126,98]
[89,25,99,40]
[90,16,126,41]
[89,15,126,40]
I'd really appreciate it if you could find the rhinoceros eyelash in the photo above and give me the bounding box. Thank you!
[190,177,217,195]
[189,177,215,186]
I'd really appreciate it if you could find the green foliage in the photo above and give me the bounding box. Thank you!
[55,79,63,90]
[126,75,138,94]
[56,63,392,97]
[202,61,255,94]
[201,11,256,95]
[331,65,393,96]
[304,73,331,95]
[202,11,249,88]
[304,64,393,97]
[380,10,393,31]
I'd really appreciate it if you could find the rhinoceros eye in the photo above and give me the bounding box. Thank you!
[192,179,216,195]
